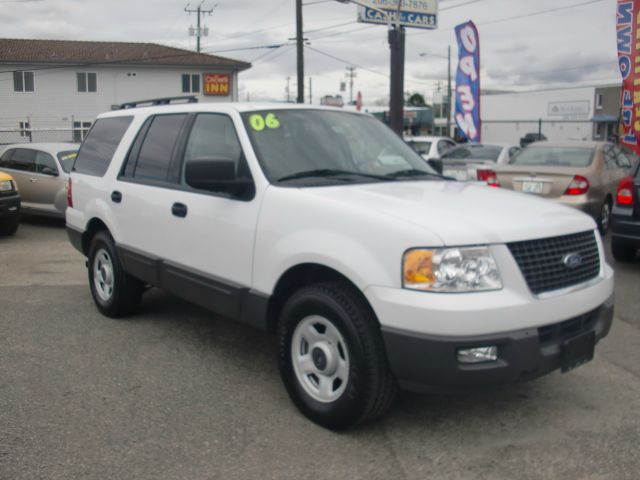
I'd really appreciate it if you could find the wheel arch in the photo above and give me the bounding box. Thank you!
[265,262,377,333]
[82,217,111,255]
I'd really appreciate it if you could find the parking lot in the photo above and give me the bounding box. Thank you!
[1,218,639,480]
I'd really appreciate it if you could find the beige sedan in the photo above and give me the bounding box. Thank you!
[493,141,634,234]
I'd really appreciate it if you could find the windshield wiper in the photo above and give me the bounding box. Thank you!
[385,169,444,179]
[277,169,394,183]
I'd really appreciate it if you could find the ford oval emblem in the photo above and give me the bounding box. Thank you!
[563,253,583,269]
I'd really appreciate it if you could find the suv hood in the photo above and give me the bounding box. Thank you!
[305,181,596,246]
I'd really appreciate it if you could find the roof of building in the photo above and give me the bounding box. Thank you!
[0,38,251,71]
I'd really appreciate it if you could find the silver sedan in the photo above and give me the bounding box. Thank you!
[440,143,521,183]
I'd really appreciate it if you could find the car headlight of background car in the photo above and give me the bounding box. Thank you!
[0,180,15,192]
[403,247,502,292]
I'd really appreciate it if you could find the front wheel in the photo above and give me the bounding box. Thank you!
[277,282,397,430]
[88,230,143,318]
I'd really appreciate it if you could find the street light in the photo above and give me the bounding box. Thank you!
[420,47,452,138]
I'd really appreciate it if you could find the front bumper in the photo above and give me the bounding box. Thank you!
[0,193,21,219]
[381,295,614,392]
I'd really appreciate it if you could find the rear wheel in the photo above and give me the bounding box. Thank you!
[88,230,143,317]
[0,216,19,236]
[597,199,612,235]
[277,282,397,430]
[612,238,637,262]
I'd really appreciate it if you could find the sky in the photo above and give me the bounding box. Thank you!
[0,0,622,105]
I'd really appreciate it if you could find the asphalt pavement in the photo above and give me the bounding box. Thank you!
[1,218,639,480]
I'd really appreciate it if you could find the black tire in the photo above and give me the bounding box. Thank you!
[277,282,397,430]
[88,230,143,318]
[597,199,612,235]
[0,216,19,236]
[611,238,637,262]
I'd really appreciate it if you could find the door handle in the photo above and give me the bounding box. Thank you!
[111,191,122,203]
[172,202,188,218]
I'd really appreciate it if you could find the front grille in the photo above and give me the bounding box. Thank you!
[508,231,600,295]
[538,307,600,345]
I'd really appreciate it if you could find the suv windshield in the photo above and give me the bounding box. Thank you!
[511,147,595,167]
[241,109,439,185]
[442,145,502,161]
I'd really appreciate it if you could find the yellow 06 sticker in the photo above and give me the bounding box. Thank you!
[249,113,280,131]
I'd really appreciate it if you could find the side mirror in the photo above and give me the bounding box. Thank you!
[427,158,444,175]
[41,167,59,176]
[185,157,253,198]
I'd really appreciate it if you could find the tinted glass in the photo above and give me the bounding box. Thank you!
[9,149,37,172]
[242,110,437,184]
[74,116,133,177]
[183,114,246,179]
[510,147,595,167]
[437,141,453,155]
[57,150,78,173]
[35,151,58,174]
[0,149,14,167]
[442,145,502,161]
[134,114,187,181]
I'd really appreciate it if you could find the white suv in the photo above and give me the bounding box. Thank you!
[66,100,615,430]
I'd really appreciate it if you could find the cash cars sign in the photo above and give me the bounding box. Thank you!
[356,0,438,30]
[617,1,640,153]
[204,73,230,96]
[454,21,481,143]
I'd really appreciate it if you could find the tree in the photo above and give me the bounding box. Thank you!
[406,92,426,107]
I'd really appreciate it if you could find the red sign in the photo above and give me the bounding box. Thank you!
[617,1,639,153]
[203,73,230,96]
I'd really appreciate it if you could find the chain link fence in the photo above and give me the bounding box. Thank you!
[0,127,89,146]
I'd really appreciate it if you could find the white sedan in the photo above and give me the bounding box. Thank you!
[405,136,456,161]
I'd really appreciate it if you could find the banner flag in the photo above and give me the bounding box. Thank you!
[454,21,481,143]
[617,1,640,153]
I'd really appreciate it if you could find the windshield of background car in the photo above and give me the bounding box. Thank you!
[57,150,78,173]
[241,109,438,185]
[407,141,432,154]
[510,147,595,167]
[441,145,502,161]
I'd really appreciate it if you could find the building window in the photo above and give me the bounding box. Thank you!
[14,71,34,92]
[596,93,603,110]
[594,123,603,139]
[73,121,92,143]
[77,72,97,92]
[181,74,200,93]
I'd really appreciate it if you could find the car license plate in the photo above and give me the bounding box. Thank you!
[444,168,468,181]
[561,332,595,373]
[522,181,544,194]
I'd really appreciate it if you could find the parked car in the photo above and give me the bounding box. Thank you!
[0,170,20,236]
[520,132,547,148]
[404,136,456,160]
[67,101,613,430]
[0,143,78,218]
[610,158,640,261]
[492,142,633,234]
[439,143,521,182]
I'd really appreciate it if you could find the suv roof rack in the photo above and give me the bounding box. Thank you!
[113,96,199,110]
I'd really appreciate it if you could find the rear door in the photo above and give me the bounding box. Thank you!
[30,150,66,213]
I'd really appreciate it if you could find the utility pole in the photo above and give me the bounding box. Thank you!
[388,0,405,136]
[345,66,356,104]
[447,45,452,138]
[185,3,214,53]
[296,0,304,103]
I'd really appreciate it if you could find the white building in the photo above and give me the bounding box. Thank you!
[481,84,621,145]
[0,38,250,143]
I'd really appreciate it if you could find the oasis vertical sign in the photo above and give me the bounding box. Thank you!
[617,1,640,153]
[454,21,481,143]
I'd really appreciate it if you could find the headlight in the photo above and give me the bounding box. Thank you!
[403,247,502,292]
[0,180,13,192]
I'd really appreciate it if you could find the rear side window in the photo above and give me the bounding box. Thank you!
[7,149,37,172]
[74,116,133,176]
[133,114,187,181]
